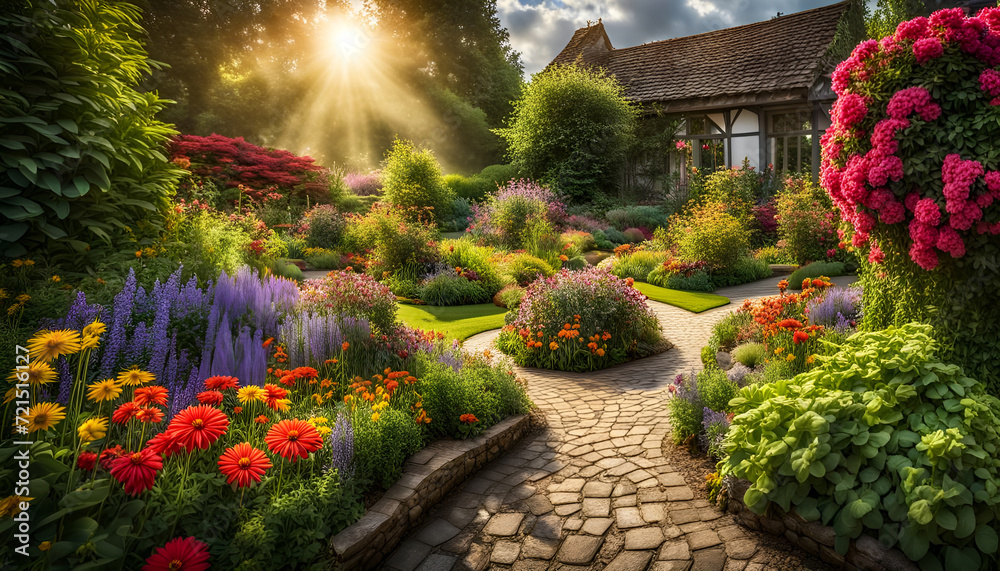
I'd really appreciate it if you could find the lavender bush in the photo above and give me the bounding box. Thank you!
[329,411,355,478]
[700,408,732,460]
[344,171,382,196]
[468,179,566,249]
[805,285,862,332]
[666,372,703,444]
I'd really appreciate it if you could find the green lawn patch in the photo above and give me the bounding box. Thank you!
[633,281,730,313]
[397,302,507,341]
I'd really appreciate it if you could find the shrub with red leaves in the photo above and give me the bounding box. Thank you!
[169,134,331,204]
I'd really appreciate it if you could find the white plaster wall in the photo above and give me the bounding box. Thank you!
[731,136,759,169]
[732,109,759,134]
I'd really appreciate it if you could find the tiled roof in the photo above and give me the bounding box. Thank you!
[550,2,849,107]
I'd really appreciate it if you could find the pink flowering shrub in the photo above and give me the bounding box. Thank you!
[468,179,567,249]
[299,270,397,333]
[495,268,662,371]
[822,7,1000,392]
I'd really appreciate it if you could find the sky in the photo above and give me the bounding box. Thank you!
[497,0,846,76]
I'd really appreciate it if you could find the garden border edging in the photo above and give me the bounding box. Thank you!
[329,414,532,569]
[725,478,917,571]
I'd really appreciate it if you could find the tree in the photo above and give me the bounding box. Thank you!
[866,0,926,39]
[495,63,638,203]
[0,0,181,261]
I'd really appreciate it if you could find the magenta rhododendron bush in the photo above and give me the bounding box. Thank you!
[821,7,1000,392]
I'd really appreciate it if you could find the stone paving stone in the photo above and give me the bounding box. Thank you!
[614,506,645,529]
[613,494,637,508]
[687,529,722,550]
[691,546,727,571]
[415,519,461,546]
[531,514,563,539]
[490,540,521,565]
[659,540,691,560]
[724,559,748,571]
[717,525,747,543]
[665,486,695,502]
[640,502,666,523]
[607,462,639,476]
[506,484,536,502]
[441,530,476,554]
[652,561,694,571]
[556,535,604,565]
[580,517,613,535]
[578,465,603,478]
[552,478,586,492]
[415,553,457,571]
[612,482,637,497]
[554,502,581,516]
[670,508,701,525]
[606,549,655,571]
[679,522,710,533]
[581,498,611,517]
[626,469,656,483]
[564,517,584,531]
[441,507,478,529]
[582,481,614,497]
[657,472,687,487]
[483,513,524,536]
[625,527,665,550]
[548,492,580,505]
[524,494,553,516]
[522,536,560,559]
[725,539,758,560]
[512,560,549,571]
[383,539,433,571]
[455,542,489,571]
[462,477,494,495]
[638,488,667,503]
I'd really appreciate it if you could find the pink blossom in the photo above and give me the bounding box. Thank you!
[904,192,920,211]
[913,37,944,64]
[979,69,1000,96]
[909,243,939,270]
[868,241,885,264]
[832,93,868,129]
[947,200,982,231]
[935,225,966,257]
[914,198,942,225]
[870,118,910,153]
[929,8,967,37]
[886,86,940,121]
[978,7,1000,29]
[827,248,837,258]
[896,17,930,41]
[879,199,906,225]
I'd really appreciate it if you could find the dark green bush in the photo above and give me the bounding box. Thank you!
[789,261,845,289]
[353,408,424,489]
[418,272,490,306]
[606,205,669,231]
[304,205,346,250]
[493,285,525,309]
[698,368,739,413]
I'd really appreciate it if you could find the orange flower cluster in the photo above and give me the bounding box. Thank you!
[459,413,479,424]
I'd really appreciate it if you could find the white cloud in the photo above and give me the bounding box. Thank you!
[686,0,718,18]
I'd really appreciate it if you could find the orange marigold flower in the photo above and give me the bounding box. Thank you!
[559,254,568,261]
[265,419,324,462]
[549,341,559,350]
[165,405,229,452]
[254,414,269,424]
[342,342,350,351]
[459,413,479,423]
[262,337,274,348]
[777,319,803,330]
[218,443,272,488]
[596,348,606,357]
[793,330,810,344]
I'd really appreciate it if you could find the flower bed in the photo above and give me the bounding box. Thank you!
[1,265,532,569]
[495,267,663,371]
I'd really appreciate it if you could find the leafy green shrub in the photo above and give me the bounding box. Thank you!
[304,250,344,270]
[493,285,525,309]
[775,176,840,265]
[603,228,628,245]
[731,342,767,368]
[469,179,566,250]
[501,253,555,286]
[380,138,453,222]
[788,262,845,289]
[606,205,669,231]
[0,1,181,261]
[269,259,303,281]
[753,245,793,265]
[415,353,532,439]
[299,270,398,333]
[343,203,439,277]
[418,270,490,306]
[667,373,703,444]
[384,274,418,299]
[675,202,749,269]
[622,228,646,243]
[443,174,486,202]
[281,235,307,259]
[304,205,346,249]
[610,250,668,282]
[565,255,587,270]
[524,219,564,270]
[171,210,252,279]
[353,407,425,489]
[698,367,739,412]
[715,256,772,287]
[495,63,637,202]
[701,345,717,369]
[709,311,751,352]
[439,240,505,296]
[722,323,1000,567]
[562,230,597,253]
[444,197,473,232]
[497,268,662,372]
[592,229,614,250]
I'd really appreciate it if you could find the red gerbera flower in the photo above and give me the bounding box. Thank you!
[77,450,98,471]
[197,390,224,406]
[165,405,229,452]
[142,536,210,571]
[146,431,184,458]
[112,401,140,424]
[793,330,810,345]
[262,384,288,410]
[110,448,163,496]
[218,443,272,487]
[99,445,126,470]
[203,375,239,391]
[136,406,165,424]
[264,419,323,462]
[134,385,169,406]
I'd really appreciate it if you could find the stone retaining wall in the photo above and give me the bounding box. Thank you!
[329,414,532,569]
[726,479,917,571]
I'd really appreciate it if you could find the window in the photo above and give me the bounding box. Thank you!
[767,110,813,174]
[686,115,725,172]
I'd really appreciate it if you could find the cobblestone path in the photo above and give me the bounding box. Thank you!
[381,277,855,571]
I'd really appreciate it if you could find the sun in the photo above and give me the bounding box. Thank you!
[325,21,370,61]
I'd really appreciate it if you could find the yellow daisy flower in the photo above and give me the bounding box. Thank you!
[20,402,66,432]
[6,361,57,386]
[0,496,32,517]
[117,368,154,387]
[77,417,108,442]
[86,379,121,403]
[27,330,82,363]
[237,385,264,404]
[82,321,106,338]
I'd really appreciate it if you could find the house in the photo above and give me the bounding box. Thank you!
[549,1,855,181]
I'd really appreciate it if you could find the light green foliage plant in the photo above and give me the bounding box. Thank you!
[171,210,251,279]
[380,138,453,222]
[439,240,505,296]
[353,407,425,489]
[731,342,767,369]
[698,367,739,413]
[606,205,669,231]
[0,1,182,262]
[343,204,440,277]
[493,285,526,309]
[418,272,490,306]
[304,205,346,250]
[501,253,555,286]
[611,250,668,282]
[722,324,1000,567]
[495,63,638,202]
[675,202,750,269]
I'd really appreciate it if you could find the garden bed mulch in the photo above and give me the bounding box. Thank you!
[661,437,832,570]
